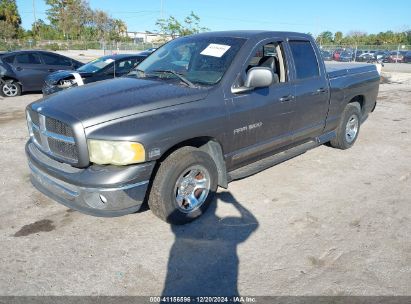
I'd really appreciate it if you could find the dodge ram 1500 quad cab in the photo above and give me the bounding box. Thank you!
[25,31,380,224]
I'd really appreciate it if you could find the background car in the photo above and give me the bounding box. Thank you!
[356,53,375,62]
[403,51,411,63]
[42,53,148,96]
[339,51,353,62]
[321,50,332,61]
[387,51,404,63]
[374,51,390,61]
[333,49,344,61]
[0,50,83,97]
[144,48,158,53]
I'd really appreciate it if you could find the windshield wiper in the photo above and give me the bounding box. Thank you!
[151,69,196,88]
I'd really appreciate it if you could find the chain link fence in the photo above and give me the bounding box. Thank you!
[0,39,162,53]
[320,44,411,52]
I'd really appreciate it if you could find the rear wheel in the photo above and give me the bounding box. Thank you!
[148,147,218,225]
[330,102,361,150]
[1,80,21,97]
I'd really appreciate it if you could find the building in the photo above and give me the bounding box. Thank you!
[126,31,173,43]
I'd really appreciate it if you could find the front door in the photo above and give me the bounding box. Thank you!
[225,40,296,169]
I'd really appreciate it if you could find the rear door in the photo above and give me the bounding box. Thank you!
[40,52,76,73]
[287,40,329,142]
[13,52,48,91]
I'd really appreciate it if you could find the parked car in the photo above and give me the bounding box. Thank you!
[403,51,411,63]
[144,48,158,53]
[42,53,148,96]
[321,50,332,61]
[387,51,404,63]
[333,49,344,61]
[339,51,353,62]
[25,31,379,224]
[0,50,83,97]
[356,53,375,62]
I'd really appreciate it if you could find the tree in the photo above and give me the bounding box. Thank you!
[316,31,333,44]
[156,12,208,39]
[45,0,91,39]
[110,19,127,41]
[334,31,343,44]
[0,0,21,38]
[30,19,60,40]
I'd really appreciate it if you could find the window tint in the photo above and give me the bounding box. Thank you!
[245,42,287,83]
[115,59,135,73]
[289,40,319,79]
[2,55,15,64]
[42,53,72,66]
[16,53,41,64]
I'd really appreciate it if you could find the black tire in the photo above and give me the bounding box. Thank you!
[0,80,21,97]
[148,146,218,225]
[330,102,362,150]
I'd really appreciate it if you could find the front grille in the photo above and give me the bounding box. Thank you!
[27,110,78,163]
[46,117,74,137]
[48,137,78,160]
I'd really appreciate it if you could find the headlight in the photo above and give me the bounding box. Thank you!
[57,79,76,88]
[87,139,146,165]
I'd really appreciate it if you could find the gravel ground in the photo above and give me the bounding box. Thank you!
[0,81,410,296]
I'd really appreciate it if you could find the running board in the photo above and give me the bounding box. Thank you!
[228,140,318,181]
[317,130,336,144]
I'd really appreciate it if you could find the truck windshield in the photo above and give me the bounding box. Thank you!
[131,36,246,86]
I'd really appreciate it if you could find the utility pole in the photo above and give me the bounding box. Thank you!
[32,0,37,37]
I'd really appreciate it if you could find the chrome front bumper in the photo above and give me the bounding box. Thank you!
[26,141,155,217]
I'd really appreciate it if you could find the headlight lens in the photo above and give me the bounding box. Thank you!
[87,139,145,165]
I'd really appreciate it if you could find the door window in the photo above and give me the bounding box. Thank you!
[41,53,72,66]
[246,41,287,83]
[16,53,41,64]
[289,40,319,79]
[115,59,136,74]
[2,55,15,64]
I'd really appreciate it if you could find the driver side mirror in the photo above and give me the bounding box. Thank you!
[231,67,274,94]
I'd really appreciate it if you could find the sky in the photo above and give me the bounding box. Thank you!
[16,0,411,36]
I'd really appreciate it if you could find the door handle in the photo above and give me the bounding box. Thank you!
[315,88,328,94]
[16,66,23,71]
[279,95,295,102]
[48,69,55,72]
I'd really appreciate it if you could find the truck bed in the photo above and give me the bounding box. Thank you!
[325,62,378,79]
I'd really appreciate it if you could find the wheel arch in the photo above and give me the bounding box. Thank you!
[347,95,365,114]
[157,136,228,189]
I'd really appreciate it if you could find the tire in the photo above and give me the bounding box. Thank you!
[330,102,362,150]
[0,80,21,97]
[148,146,218,225]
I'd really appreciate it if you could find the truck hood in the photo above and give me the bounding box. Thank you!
[32,77,209,128]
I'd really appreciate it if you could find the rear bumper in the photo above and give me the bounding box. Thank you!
[26,141,155,217]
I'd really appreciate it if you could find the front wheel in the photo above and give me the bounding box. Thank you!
[0,80,21,97]
[148,147,218,225]
[330,102,362,150]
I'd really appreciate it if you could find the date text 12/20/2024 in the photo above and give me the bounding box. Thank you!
[150,296,257,303]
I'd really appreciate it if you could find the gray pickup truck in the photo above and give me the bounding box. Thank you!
[25,31,380,224]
